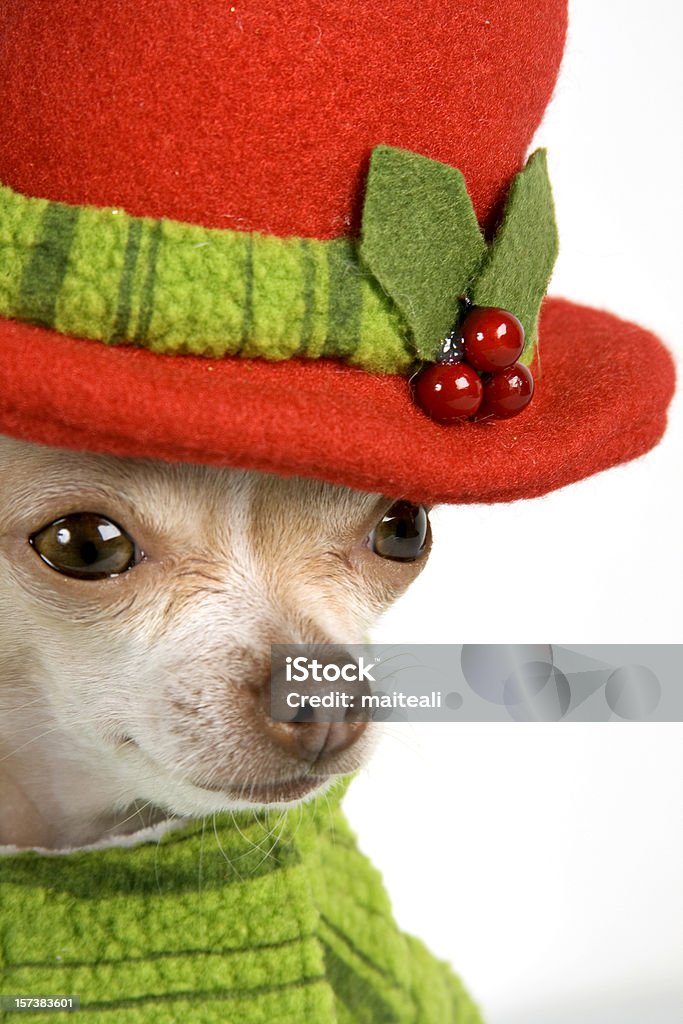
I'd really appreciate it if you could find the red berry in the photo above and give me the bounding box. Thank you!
[414,362,483,422]
[462,306,525,372]
[477,362,534,420]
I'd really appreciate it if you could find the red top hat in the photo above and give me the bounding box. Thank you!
[0,0,674,503]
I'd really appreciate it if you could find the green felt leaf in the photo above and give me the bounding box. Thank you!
[471,149,558,363]
[359,145,487,361]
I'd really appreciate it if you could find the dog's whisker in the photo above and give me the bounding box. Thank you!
[249,811,290,873]
[228,809,261,856]
[378,724,425,758]
[0,695,45,713]
[0,720,108,762]
[152,809,181,895]
[101,798,157,834]
[320,789,336,840]
[194,815,209,941]
[227,804,289,864]
[212,811,244,880]
[280,799,305,850]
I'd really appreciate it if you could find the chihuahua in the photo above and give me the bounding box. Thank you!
[0,433,430,850]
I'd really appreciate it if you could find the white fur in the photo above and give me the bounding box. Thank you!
[0,434,429,850]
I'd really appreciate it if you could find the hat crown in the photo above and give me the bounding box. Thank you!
[0,0,567,238]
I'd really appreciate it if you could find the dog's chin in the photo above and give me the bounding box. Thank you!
[159,771,335,816]
[196,772,332,805]
[115,742,336,815]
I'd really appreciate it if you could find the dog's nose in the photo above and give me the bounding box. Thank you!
[261,651,369,762]
[263,714,366,762]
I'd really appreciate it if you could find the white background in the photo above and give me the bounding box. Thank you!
[345,3,683,1022]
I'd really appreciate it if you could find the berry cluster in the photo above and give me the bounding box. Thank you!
[413,306,534,423]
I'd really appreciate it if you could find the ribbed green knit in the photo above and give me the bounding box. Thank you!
[0,147,557,374]
[0,779,483,1023]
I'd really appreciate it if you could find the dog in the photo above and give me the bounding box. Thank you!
[0,433,431,850]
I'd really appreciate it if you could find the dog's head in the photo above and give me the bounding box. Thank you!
[0,434,430,841]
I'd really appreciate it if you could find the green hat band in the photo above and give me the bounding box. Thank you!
[0,146,557,375]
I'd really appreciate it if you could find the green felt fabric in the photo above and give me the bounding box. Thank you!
[0,779,483,1023]
[0,146,557,374]
[358,145,487,361]
[471,150,558,365]
[0,185,412,376]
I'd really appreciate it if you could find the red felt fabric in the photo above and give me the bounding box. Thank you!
[0,0,567,238]
[0,300,675,504]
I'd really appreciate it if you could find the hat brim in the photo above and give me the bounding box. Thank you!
[0,298,675,504]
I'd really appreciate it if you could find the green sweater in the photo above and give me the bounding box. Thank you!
[0,779,483,1023]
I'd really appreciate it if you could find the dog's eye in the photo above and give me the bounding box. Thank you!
[29,513,139,580]
[368,501,429,562]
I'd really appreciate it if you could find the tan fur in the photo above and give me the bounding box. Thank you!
[0,434,430,850]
